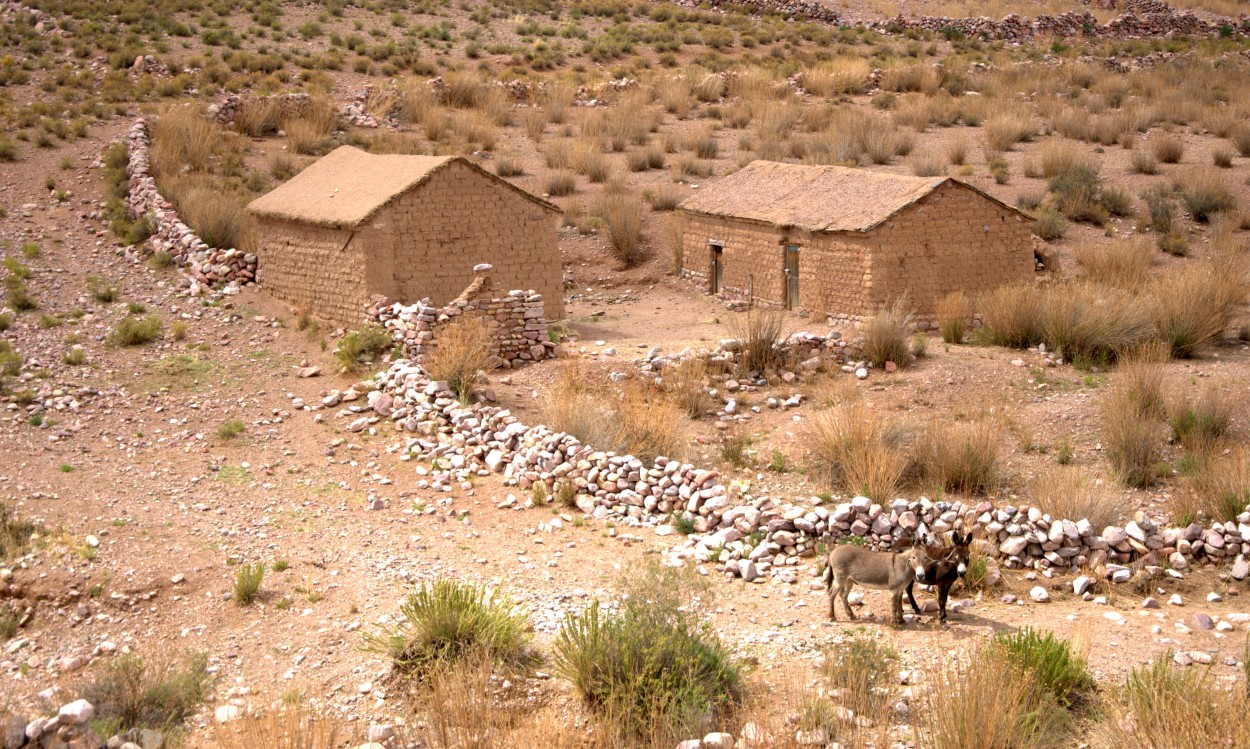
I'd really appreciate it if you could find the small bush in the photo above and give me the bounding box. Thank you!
[545,170,576,196]
[424,314,496,403]
[217,419,246,440]
[990,627,1095,709]
[1033,206,1069,241]
[1176,168,1237,222]
[365,579,535,679]
[1075,238,1152,290]
[80,652,210,734]
[597,191,646,268]
[980,284,1044,348]
[1029,468,1120,540]
[908,149,946,177]
[1212,146,1234,168]
[807,404,911,501]
[212,704,350,749]
[1150,134,1184,164]
[983,114,1036,152]
[1040,283,1153,367]
[107,315,163,346]
[1141,184,1177,234]
[233,562,265,604]
[86,274,119,303]
[1103,387,1163,488]
[1229,124,1250,157]
[726,306,785,374]
[936,290,972,344]
[1183,445,1250,523]
[918,419,1000,495]
[1,503,36,561]
[663,358,707,418]
[860,300,911,369]
[333,325,392,373]
[1168,388,1232,453]
[1148,257,1245,357]
[1116,343,1167,418]
[1130,147,1159,175]
[554,562,741,740]
[62,347,86,366]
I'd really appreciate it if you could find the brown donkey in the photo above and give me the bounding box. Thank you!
[906,531,972,624]
[823,544,928,625]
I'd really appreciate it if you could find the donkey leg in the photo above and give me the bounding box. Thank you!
[938,582,950,624]
[841,582,857,621]
[890,590,904,625]
[906,581,921,615]
[828,575,840,622]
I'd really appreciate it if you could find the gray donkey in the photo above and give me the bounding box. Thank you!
[823,544,928,625]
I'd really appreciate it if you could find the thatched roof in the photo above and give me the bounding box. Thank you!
[248,146,559,229]
[679,160,1029,233]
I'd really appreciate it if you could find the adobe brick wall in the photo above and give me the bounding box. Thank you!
[864,181,1035,314]
[376,160,564,321]
[680,180,1033,322]
[252,217,368,327]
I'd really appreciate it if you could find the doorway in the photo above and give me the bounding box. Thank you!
[783,245,800,309]
[710,243,724,294]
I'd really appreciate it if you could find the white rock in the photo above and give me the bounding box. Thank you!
[1029,586,1050,602]
[215,705,240,723]
[57,699,94,725]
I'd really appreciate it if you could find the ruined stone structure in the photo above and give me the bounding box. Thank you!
[678,161,1035,323]
[247,146,563,329]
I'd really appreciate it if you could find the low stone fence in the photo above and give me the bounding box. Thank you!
[365,266,554,368]
[326,357,1249,591]
[208,91,385,130]
[638,330,855,378]
[123,119,257,290]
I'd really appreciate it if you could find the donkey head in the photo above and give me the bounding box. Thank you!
[901,546,928,583]
[950,531,973,578]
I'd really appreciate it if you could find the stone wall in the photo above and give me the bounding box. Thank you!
[309,358,1250,592]
[124,119,258,291]
[366,265,554,367]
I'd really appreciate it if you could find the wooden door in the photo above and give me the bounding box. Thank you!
[784,245,800,309]
[710,244,724,294]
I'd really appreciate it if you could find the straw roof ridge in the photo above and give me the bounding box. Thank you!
[678,160,1030,232]
[248,145,559,229]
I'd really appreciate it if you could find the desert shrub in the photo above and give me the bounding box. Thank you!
[820,633,896,714]
[1033,206,1069,240]
[597,191,646,268]
[233,562,264,604]
[918,419,1000,495]
[908,149,946,177]
[554,562,741,741]
[0,312,11,333]
[644,184,681,211]
[860,300,912,368]
[1116,343,1167,418]
[979,284,1044,348]
[663,358,707,418]
[1183,445,1250,523]
[946,136,969,165]
[1212,146,1234,168]
[915,644,1069,749]
[1041,283,1153,367]
[165,179,254,251]
[1141,184,1176,233]
[988,155,1010,184]
[803,58,872,96]
[217,419,245,440]
[1,503,36,561]
[1150,134,1184,164]
[80,652,210,735]
[1049,164,1108,223]
[1103,387,1163,488]
[212,704,352,749]
[107,315,163,346]
[1031,467,1119,534]
[1168,388,1232,453]
[545,170,576,196]
[4,278,36,312]
[1074,238,1152,290]
[1229,124,1250,157]
[1148,257,1245,357]
[989,628,1095,709]
[1034,140,1087,179]
[726,306,785,373]
[1176,168,1237,221]
[545,368,683,463]
[936,290,972,344]
[333,325,392,373]
[150,107,218,178]
[1100,185,1134,217]
[1129,147,1158,174]
[233,98,281,137]
[86,274,119,303]
[1092,654,1250,749]
[983,113,1036,151]
[424,314,496,403]
[0,341,21,378]
[689,128,718,160]
[365,579,535,679]
[807,404,911,501]
[494,156,523,177]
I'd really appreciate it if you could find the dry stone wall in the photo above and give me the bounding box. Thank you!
[315,358,1250,592]
[365,266,555,367]
[124,119,257,291]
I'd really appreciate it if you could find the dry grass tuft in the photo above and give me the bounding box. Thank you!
[908,148,947,176]
[424,314,496,403]
[807,404,911,502]
[860,300,912,369]
[596,191,646,268]
[1180,445,1250,524]
[983,113,1036,152]
[1148,255,1245,357]
[803,58,872,97]
[1041,283,1153,368]
[1116,343,1168,419]
[726,306,786,374]
[918,418,1001,496]
[151,107,218,178]
[663,359,708,419]
[1102,385,1164,489]
[936,290,973,344]
[979,284,1045,348]
[210,704,351,749]
[1150,134,1184,164]
[545,367,684,463]
[1175,168,1238,222]
[1029,468,1120,531]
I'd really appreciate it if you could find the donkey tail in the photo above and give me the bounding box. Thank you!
[821,563,831,591]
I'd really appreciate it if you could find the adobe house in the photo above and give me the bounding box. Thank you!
[677,161,1036,322]
[247,145,563,328]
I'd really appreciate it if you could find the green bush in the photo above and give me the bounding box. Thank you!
[217,419,246,440]
[79,652,210,735]
[107,315,163,346]
[1,503,36,561]
[333,325,392,373]
[990,627,1095,709]
[364,579,535,679]
[1033,206,1069,241]
[233,562,265,604]
[86,274,118,304]
[554,563,742,740]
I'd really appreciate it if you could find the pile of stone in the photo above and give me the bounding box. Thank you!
[123,119,257,290]
[4,699,105,749]
[128,54,169,77]
[209,91,378,130]
[341,354,1250,591]
[338,87,388,128]
[638,330,851,377]
[365,265,554,368]
[1,1,63,36]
